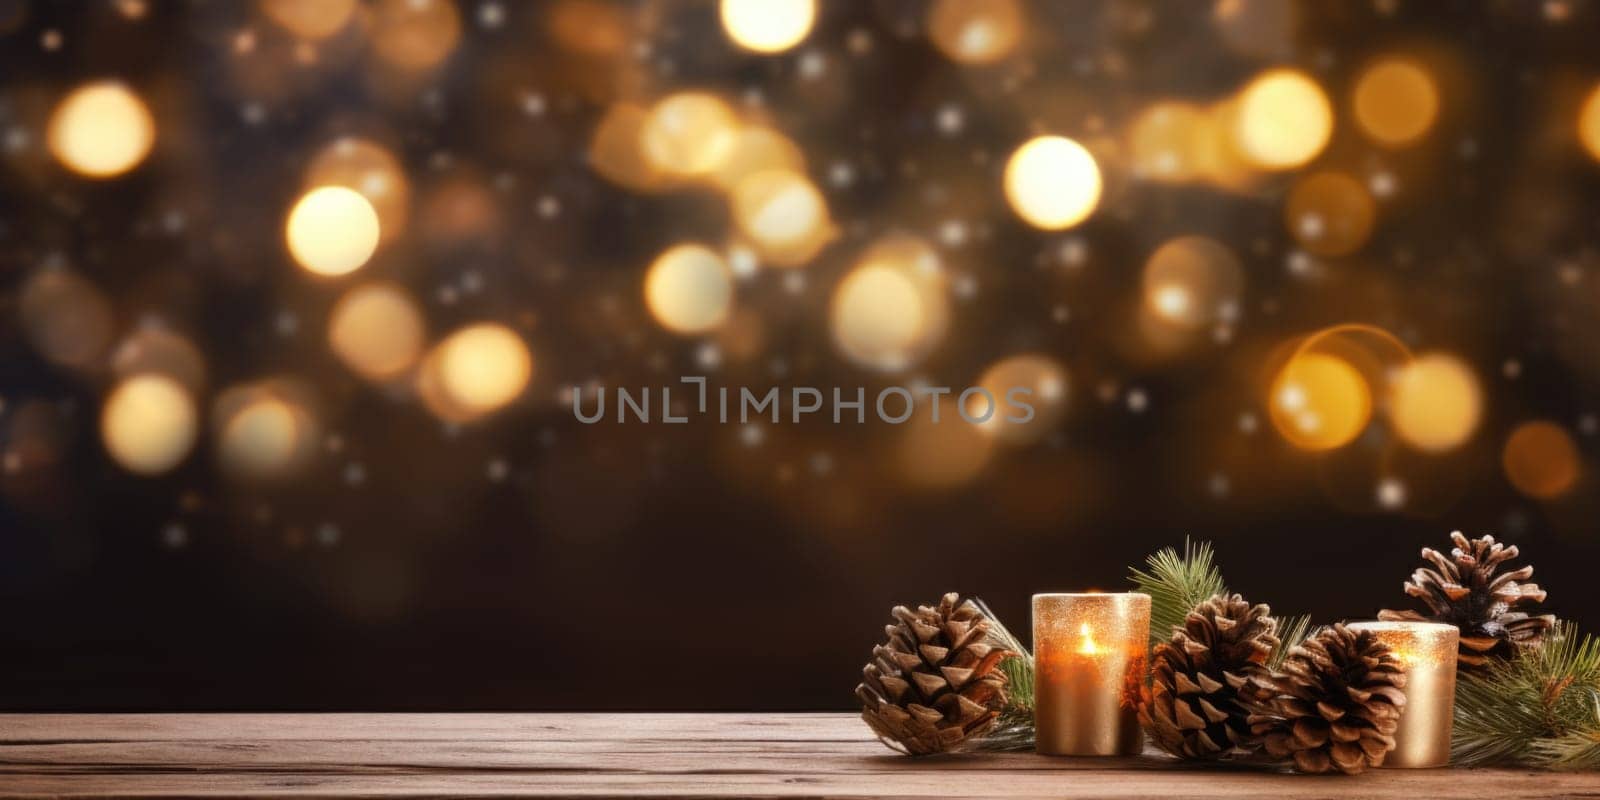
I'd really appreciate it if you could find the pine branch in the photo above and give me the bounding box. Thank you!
[972,597,1034,713]
[1270,614,1313,669]
[970,708,1036,752]
[1529,697,1600,770]
[1453,621,1600,768]
[969,597,1035,752]
[1128,538,1227,648]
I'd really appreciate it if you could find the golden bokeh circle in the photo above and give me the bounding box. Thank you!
[1128,102,1209,182]
[219,397,304,479]
[589,103,676,192]
[306,138,410,244]
[644,244,735,334]
[370,0,461,72]
[328,282,425,381]
[101,374,197,476]
[212,381,321,481]
[1353,58,1440,147]
[830,236,948,372]
[418,324,533,421]
[1577,82,1600,163]
[720,0,816,53]
[1387,353,1482,453]
[1231,69,1332,170]
[897,406,995,488]
[47,81,156,178]
[286,186,382,276]
[1503,421,1580,499]
[928,0,1023,65]
[1141,236,1244,329]
[1285,171,1376,257]
[639,93,741,179]
[730,169,832,267]
[1269,352,1372,451]
[972,354,1069,445]
[1004,135,1102,231]
[260,0,357,39]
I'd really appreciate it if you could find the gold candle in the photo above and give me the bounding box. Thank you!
[1032,592,1150,756]
[1348,620,1459,768]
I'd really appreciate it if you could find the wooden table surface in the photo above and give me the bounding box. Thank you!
[0,713,1594,798]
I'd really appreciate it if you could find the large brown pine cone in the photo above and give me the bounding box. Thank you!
[855,593,1014,755]
[1244,623,1407,774]
[1139,593,1280,759]
[1378,530,1555,670]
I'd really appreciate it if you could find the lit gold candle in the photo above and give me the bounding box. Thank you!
[1348,620,1459,768]
[1032,592,1150,755]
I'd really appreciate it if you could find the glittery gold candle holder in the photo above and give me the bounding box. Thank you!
[1032,592,1150,756]
[1348,620,1460,768]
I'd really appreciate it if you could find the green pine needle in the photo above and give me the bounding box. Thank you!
[1453,621,1600,769]
[1530,700,1600,770]
[970,597,1036,752]
[1270,614,1313,668]
[972,597,1034,713]
[1128,538,1227,648]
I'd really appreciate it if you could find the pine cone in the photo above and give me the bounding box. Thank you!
[1138,593,1280,759]
[1244,623,1407,774]
[1378,530,1555,670]
[856,593,1014,755]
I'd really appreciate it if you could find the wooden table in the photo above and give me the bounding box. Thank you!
[0,713,1593,798]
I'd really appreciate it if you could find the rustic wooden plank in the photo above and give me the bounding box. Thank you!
[0,713,858,742]
[0,766,1594,799]
[0,713,1593,799]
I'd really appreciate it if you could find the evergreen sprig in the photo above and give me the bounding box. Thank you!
[1128,539,1308,667]
[1530,701,1600,769]
[1270,614,1313,668]
[1453,622,1600,769]
[970,597,1035,752]
[1129,539,1228,648]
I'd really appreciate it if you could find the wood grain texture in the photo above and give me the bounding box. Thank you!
[0,713,1593,798]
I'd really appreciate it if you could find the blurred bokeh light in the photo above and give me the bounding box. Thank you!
[1004,136,1102,230]
[1229,69,1332,170]
[47,81,155,178]
[720,0,814,54]
[101,375,197,476]
[645,243,734,335]
[327,282,425,381]
[1388,354,1482,454]
[286,186,382,277]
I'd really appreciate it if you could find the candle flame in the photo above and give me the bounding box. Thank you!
[1076,622,1101,655]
